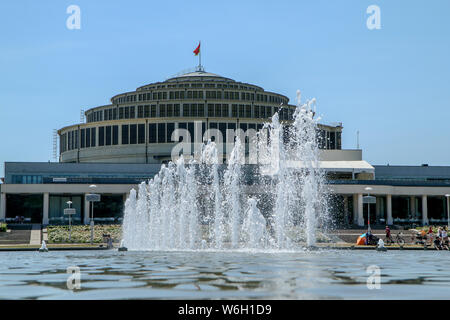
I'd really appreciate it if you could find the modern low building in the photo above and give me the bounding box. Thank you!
[1,69,449,228]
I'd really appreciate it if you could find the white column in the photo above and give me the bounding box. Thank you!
[422,195,428,225]
[84,194,90,225]
[353,194,358,225]
[0,193,6,222]
[387,194,393,225]
[43,193,49,225]
[357,193,364,226]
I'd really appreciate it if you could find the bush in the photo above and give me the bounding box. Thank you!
[0,223,7,232]
[47,224,122,243]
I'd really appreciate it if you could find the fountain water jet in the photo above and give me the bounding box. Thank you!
[121,91,328,251]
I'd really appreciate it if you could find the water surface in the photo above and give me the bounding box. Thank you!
[0,250,449,299]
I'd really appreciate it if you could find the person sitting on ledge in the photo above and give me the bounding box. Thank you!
[442,227,449,250]
[434,227,443,250]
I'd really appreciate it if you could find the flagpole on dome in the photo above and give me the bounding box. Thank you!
[199,40,201,70]
[194,41,203,72]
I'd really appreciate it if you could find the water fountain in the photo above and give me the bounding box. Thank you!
[121,91,328,251]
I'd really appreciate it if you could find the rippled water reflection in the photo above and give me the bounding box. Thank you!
[0,250,449,299]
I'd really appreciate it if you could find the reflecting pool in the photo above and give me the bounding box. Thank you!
[0,250,449,299]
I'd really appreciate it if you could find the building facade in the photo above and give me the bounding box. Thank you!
[58,70,343,164]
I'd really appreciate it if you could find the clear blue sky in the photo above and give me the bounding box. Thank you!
[1,0,450,176]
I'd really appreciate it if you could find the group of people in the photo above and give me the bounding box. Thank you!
[410,225,449,250]
[14,216,25,224]
[432,226,449,250]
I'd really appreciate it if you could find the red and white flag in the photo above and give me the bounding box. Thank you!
[193,42,200,56]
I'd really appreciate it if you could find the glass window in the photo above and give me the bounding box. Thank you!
[130,124,137,144]
[183,104,190,117]
[330,131,336,149]
[149,124,157,143]
[151,105,156,117]
[160,104,166,117]
[144,105,150,117]
[125,107,130,119]
[158,123,166,143]
[198,104,204,117]
[113,125,118,145]
[119,107,124,119]
[232,104,238,117]
[86,128,91,148]
[336,132,342,150]
[122,125,129,144]
[80,129,85,148]
[208,104,214,117]
[174,104,180,117]
[167,104,173,117]
[254,105,260,118]
[191,104,198,117]
[187,122,194,140]
[245,105,251,118]
[91,127,96,147]
[178,122,186,142]
[105,126,112,146]
[209,122,217,141]
[99,127,105,146]
[138,124,145,144]
[239,105,245,118]
[219,123,226,141]
[130,106,135,119]
[166,123,174,142]
[138,105,143,118]
[222,104,228,117]
[215,104,221,117]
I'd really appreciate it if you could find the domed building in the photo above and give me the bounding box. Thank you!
[58,69,343,164]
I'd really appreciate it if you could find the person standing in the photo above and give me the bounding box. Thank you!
[385,225,392,244]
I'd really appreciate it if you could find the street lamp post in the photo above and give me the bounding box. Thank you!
[89,185,97,245]
[446,194,450,230]
[66,201,73,242]
[365,187,373,232]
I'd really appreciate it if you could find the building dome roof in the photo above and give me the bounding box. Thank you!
[166,69,234,82]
